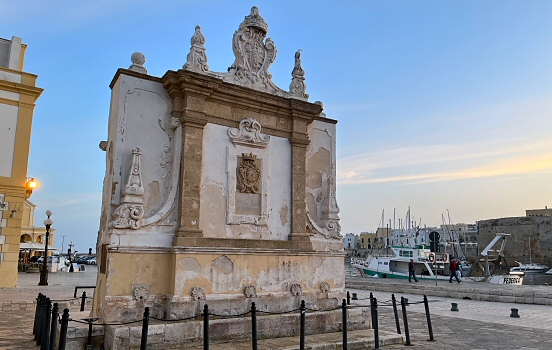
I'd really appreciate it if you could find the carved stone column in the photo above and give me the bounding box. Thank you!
[289,115,310,241]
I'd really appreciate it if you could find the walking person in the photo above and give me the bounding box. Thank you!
[456,260,463,279]
[408,258,418,282]
[449,258,460,283]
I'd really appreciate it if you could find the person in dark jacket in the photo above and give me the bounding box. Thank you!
[449,258,461,283]
[408,259,418,282]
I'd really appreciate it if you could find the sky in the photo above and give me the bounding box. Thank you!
[1,1,551,252]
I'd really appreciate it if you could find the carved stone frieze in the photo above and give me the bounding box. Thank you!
[183,25,209,73]
[132,284,150,301]
[319,282,330,293]
[228,118,270,149]
[191,286,206,301]
[237,153,261,194]
[290,283,303,296]
[244,285,257,298]
[110,147,145,229]
[289,50,308,100]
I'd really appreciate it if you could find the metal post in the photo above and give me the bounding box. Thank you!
[140,307,150,350]
[36,297,45,345]
[33,293,42,337]
[372,297,379,349]
[39,219,51,286]
[87,322,93,349]
[80,291,87,312]
[203,304,209,350]
[251,302,257,350]
[41,298,52,350]
[58,309,70,350]
[347,291,350,305]
[401,297,411,346]
[423,295,434,341]
[49,303,59,350]
[300,300,306,350]
[391,294,401,334]
[370,292,373,304]
[342,299,347,350]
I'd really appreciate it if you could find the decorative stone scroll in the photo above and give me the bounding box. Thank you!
[244,285,257,298]
[319,282,330,293]
[191,286,206,301]
[289,49,308,100]
[110,147,145,229]
[223,7,283,95]
[227,118,270,149]
[183,25,209,73]
[132,284,150,301]
[290,283,303,296]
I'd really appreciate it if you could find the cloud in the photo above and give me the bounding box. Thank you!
[39,192,102,208]
[338,137,552,185]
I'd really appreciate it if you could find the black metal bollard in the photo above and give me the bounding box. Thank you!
[33,293,43,337]
[510,308,520,318]
[203,304,209,350]
[251,302,258,350]
[36,297,46,346]
[370,292,374,304]
[342,299,347,350]
[49,303,59,350]
[58,309,70,350]
[372,297,379,349]
[401,297,411,346]
[423,295,435,341]
[140,307,150,350]
[351,293,358,300]
[347,291,350,305]
[34,294,44,340]
[300,300,306,350]
[41,298,52,350]
[391,294,401,334]
[80,291,86,312]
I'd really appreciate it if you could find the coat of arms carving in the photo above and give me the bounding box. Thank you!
[237,153,261,194]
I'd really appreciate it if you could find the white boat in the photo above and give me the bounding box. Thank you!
[510,261,548,273]
[509,238,548,273]
[545,268,552,275]
[353,230,524,285]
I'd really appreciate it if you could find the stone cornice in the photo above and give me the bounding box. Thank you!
[0,80,43,100]
[109,68,162,89]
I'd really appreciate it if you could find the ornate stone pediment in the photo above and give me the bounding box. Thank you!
[183,25,209,73]
[227,118,270,148]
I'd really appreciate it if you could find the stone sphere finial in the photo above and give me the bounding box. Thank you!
[129,52,147,74]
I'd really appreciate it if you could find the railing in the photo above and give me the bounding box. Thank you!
[34,290,438,350]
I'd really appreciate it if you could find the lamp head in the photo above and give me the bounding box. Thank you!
[44,218,54,226]
[45,210,53,217]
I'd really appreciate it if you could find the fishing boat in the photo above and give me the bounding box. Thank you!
[353,229,524,285]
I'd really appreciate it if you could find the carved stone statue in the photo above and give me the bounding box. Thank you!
[289,49,308,100]
[183,25,209,73]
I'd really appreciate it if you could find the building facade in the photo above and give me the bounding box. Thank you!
[526,207,552,217]
[343,233,358,249]
[0,36,43,287]
[359,232,376,249]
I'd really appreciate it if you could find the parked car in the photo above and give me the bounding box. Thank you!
[88,257,97,265]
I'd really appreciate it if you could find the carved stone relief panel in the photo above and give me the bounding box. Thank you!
[226,119,270,227]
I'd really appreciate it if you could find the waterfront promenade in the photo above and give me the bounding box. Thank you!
[2,269,552,349]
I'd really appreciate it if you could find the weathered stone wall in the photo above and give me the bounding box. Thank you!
[477,216,552,265]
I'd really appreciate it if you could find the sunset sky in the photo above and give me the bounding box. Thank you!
[1,1,550,251]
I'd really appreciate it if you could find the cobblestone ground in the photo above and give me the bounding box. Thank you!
[359,290,552,350]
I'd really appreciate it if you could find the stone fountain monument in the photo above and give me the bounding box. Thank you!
[93,7,364,349]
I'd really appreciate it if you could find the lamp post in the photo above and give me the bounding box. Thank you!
[38,210,53,286]
[68,242,74,273]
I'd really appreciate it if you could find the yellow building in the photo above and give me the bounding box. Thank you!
[359,232,376,249]
[19,200,56,263]
[526,207,552,217]
[0,36,43,287]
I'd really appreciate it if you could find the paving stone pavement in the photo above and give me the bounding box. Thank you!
[351,289,552,349]
[3,269,552,349]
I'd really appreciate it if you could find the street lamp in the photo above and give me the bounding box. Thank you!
[38,210,53,286]
[68,241,74,273]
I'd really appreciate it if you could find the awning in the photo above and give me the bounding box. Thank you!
[19,242,60,251]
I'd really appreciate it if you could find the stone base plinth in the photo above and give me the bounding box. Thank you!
[104,307,370,350]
